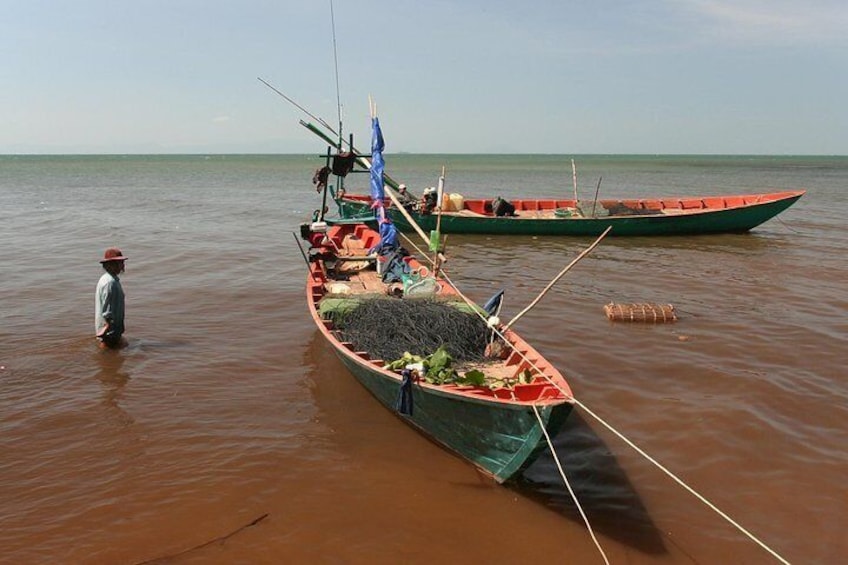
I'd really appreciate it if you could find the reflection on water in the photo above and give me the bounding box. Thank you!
[93,347,133,427]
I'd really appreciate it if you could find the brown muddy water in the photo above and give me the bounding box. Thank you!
[1,154,845,564]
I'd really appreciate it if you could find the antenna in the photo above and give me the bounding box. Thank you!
[329,0,343,146]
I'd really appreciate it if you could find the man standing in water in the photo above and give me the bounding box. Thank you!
[95,247,128,349]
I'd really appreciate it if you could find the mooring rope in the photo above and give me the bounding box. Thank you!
[399,231,433,265]
[436,270,791,564]
[530,402,611,565]
[383,230,791,563]
[570,398,791,565]
[776,216,802,234]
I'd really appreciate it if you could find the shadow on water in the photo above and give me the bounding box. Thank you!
[304,329,668,557]
[512,410,667,556]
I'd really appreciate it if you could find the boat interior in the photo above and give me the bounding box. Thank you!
[304,223,572,403]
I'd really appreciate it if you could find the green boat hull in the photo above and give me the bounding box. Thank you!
[334,350,573,483]
[337,193,803,236]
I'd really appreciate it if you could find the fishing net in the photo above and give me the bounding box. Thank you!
[333,298,490,362]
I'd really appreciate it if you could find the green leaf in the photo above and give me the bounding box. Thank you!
[387,351,424,370]
[461,369,486,386]
[427,346,452,374]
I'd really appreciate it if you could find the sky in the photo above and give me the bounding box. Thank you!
[1,0,846,155]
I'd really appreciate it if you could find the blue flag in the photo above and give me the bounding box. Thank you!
[369,116,386,220]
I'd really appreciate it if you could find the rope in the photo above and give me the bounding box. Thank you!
[437,270,791,564]
[530,402,611,565]
[399,231,433,265]
[776,216,802,234]
[396,231,789,564]
[439,270,572,401]
[570,399,791,565]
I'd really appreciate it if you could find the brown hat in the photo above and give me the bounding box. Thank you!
[100,247,128,263]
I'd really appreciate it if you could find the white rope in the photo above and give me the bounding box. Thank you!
[531,403,611,565]
[399,232,433,265]
[570,398,791,565]
[436,270,791,564]
[400,235,790,564]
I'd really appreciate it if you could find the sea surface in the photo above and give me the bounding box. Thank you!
[1,154,845,564]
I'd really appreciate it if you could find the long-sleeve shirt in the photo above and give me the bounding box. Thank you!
[95,272,125,339]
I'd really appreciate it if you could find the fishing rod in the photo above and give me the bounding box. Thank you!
[257,76,348,225]
[292,232,311,269]
[257,77,337,136]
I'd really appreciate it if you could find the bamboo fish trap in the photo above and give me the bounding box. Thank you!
[604,302,677,323]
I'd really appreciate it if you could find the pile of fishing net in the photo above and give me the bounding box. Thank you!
[335,298,491,362]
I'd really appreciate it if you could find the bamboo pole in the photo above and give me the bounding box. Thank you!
[504,225,612,330]
[432,166,446,275]
[571,159,579,206]
[435,166,445,235]
[591,176,603,218]
[385,186,431,245]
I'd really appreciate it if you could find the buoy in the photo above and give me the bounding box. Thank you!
[604,302,677,323]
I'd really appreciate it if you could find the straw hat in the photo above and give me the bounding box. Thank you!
[99,247,128,263]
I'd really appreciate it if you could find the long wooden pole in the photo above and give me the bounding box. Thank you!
[435,166,445,235]
[433,166,446,275]
[505,225,612,330]
[571,159,579,205]
[591,176,603,218]
[385,186,431,245]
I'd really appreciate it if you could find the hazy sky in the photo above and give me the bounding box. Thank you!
[2,1,846,154]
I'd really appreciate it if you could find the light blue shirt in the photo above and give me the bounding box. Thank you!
[95,272,125,339]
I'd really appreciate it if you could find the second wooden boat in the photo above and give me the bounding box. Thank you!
[333,190,805,236]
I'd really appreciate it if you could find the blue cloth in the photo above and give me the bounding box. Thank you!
[369,117,385,211]
[396,369,414,416]
[378,221,399,250]
[95,272,125,342]
[380,248,412,284]
[483,289,505,315]
[368,220,400,256]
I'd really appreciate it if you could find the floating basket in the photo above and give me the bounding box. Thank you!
[604,302,677,323]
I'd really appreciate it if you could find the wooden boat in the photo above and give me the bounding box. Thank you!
[333,190,805,236]
[300,220,574,482]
